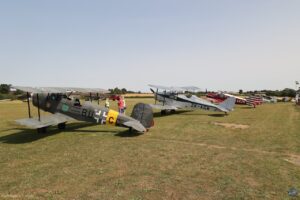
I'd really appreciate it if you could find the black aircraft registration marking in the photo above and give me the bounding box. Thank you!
[158,93,213,110]
[82,109,94,118]
[191,103,210,110]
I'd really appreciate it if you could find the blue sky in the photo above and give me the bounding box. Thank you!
[0,0,299,92]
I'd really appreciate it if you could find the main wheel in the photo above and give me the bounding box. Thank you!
[161,110,167,115]
[37,127,47,134]
[58,123,66,130]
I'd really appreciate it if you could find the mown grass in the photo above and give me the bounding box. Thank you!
[0,99,300,199]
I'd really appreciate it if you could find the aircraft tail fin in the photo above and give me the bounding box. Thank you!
[131,103,154,129]
[218,97,236,112]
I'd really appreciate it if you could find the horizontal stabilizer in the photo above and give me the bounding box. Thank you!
[123,121,146,132]
[15,113,74,129]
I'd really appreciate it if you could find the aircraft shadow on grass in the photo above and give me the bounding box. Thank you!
[0,122,139,144]
[153,110,226,118]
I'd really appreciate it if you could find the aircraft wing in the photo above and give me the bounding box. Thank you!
[149,84,200,93]
[148,84,181,91]
[149,104,179,110]
[181,86,201,92]
[12,86,109,94]
[15,113,75,129]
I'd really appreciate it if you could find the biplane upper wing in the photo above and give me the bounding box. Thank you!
[12,86,109,94]
[15,113,75,129]
[149,84,200,93]
[148,84,182,91]
[180,86,201,92]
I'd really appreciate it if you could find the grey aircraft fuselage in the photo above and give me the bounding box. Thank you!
[153,91,235,113]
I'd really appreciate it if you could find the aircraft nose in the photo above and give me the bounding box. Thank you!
[32,94,38,107]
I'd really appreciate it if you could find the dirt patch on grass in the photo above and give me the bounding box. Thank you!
[285,154,300,167]
[212,122,249,129]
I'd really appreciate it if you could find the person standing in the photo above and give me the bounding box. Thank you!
[118,96,124,113]
[122,96,126,114]
[105,98,110,109]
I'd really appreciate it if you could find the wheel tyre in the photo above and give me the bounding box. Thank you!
[161,110,167,115]
[58,123,66,130]
[37,127,47,134]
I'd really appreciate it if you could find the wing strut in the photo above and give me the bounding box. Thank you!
[36,94,41,121]
[163,90,166,106]
[155,89,158,105]
[26,92,32,118]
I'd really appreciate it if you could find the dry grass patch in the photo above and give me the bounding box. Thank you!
[212,122,249,129]
[285,154,300,167]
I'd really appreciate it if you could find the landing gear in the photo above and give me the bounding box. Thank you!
[58,123,66,130]
[161,110,167,115]
[37,127,47,134]
[170,109,176,114]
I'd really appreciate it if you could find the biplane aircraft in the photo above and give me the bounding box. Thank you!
[12,86,153,133]
[149,85,236,115]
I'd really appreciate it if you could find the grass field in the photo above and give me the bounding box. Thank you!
[0,99,300,199]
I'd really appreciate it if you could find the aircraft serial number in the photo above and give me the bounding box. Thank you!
[191,103,210,110]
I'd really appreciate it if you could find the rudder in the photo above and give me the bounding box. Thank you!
[131,103,154,129]
[219,97,236,111]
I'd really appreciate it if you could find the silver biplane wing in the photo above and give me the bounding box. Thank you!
[13,86,109,94]
[149,84,201,93]
[15,113,75,129]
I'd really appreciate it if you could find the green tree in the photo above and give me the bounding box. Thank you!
[0,84,11,94]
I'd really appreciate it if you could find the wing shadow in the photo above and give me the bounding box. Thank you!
[0,122,120,144]
[153,110,192,118]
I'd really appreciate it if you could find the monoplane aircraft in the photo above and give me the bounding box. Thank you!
[206,92,264,108]
[149,85,236,115]
[13,86,153,133]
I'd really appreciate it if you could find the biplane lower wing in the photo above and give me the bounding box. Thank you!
[149,104,178,110]
[15,113,75,129]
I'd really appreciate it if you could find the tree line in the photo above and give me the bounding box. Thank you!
[0,84,298,100]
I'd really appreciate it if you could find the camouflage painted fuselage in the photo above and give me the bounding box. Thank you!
[32,93,141,129]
